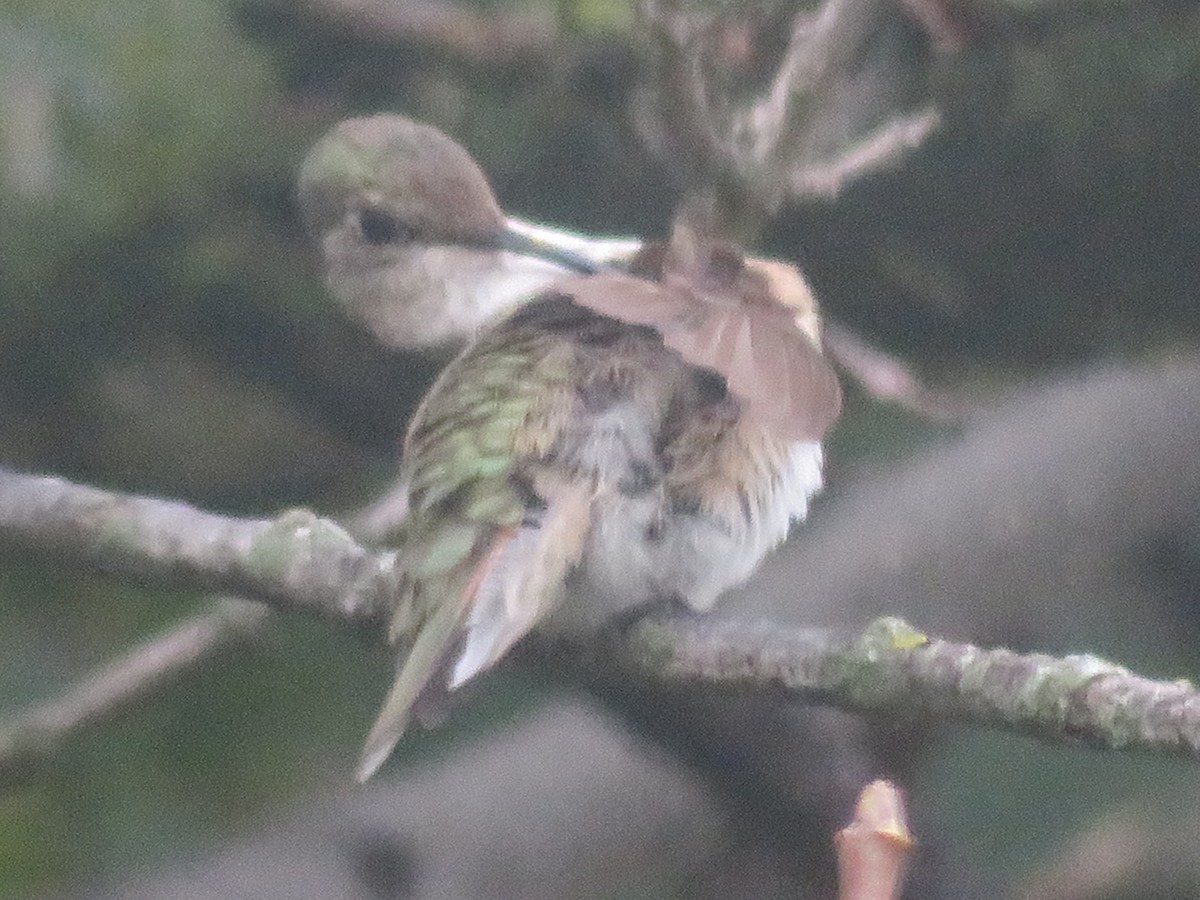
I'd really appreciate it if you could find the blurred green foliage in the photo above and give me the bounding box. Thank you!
[0,2,278,297]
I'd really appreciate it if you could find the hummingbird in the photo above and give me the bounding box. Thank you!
[298,114,640,350]
[298,115,842,782]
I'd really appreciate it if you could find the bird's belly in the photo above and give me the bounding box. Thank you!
[547,439,823,633]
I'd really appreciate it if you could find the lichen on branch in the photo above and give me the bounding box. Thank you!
[2,464,1200,776]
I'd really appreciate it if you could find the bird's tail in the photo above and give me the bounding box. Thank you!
[356,526,521,782]
[356,592,465,781]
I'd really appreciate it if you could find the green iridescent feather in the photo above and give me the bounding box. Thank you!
[357,323,573,780]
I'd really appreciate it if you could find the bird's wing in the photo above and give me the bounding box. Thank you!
[552,272,840,442]
[357,327,588,780]
[357,524,516,782]
[450,474,592,687]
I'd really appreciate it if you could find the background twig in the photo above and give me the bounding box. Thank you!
[0,598,268,788]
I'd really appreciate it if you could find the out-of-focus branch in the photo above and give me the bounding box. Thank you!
[821,319,972,421]
[635,0,938,215]
[0,469,395,787]
[1016,800,1200,900]
[893,0,969,53]
[4,466,1200,770]
[786,106,941,199]
[293,0,557,64]
[0,598,268,788]
[732,0,880,170]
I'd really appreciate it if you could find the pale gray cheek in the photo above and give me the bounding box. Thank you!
[322,251,465,349]
[422,246,565,336]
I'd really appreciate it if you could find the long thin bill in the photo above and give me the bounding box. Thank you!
[495,219,641,275]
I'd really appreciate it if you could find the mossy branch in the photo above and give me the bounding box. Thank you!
[616,617,1200,756]
[0,468,396,629]
[2,464,1199,784]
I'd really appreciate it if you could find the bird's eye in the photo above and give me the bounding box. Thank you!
[358,208,410,246]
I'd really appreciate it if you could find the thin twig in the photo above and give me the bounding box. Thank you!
[735,0,877,169]
[787,107,942,199]
[821,319,972,422]
[893,0,970,54]
[296,0,557,63]
[636,0,936,211]
[0,599,268,788]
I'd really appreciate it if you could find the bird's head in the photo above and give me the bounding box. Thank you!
[299,114,621,349]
